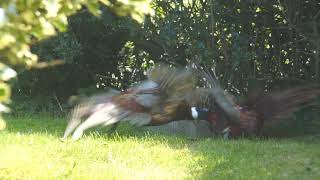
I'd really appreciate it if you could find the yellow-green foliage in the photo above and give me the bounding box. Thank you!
[0,0,153,65]
[0,0,153,129]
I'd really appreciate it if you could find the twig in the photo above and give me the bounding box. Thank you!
[54,93,64,113]
[31,60,65,69]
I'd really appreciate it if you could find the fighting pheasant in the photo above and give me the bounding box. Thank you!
[62,63,210,141]
[190,63,320,138]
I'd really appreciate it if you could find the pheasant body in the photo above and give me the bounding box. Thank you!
[63,64,199,141]
[191,62,320,138]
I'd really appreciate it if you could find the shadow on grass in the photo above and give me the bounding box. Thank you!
[4,113,320,140]
[3,114,201,141]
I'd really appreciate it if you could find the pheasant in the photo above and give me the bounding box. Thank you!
[62,63,210,141]
[190,63,320,138]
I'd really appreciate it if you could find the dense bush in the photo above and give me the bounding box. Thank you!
[12,0,320,114]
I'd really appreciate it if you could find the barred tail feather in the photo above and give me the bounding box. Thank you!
[248,85,320,122]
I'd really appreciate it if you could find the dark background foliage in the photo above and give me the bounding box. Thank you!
[11,0,320,120]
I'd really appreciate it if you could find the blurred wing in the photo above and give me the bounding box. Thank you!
[147,63,196,99]
[191,61,240,123]
[63,89,121,139]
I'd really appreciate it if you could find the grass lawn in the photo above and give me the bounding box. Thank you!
[0,115,319,179]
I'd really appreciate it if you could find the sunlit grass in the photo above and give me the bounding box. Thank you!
[0,115,319,179]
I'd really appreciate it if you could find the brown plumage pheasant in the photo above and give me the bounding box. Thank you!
[62,63,210,141]
[191,63,320,138]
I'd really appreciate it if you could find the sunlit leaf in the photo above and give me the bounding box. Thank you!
[0,82,10,102]
[0,63,17,81]
[99,0,111,6]
[0,33,16,49]
[256,7,262,13]
[0,103,10,113]
[43,0,61,18]
[52,15,68,32]
[21,11,36,23]
[285,59,290,64]
[39,17,56,36]
[87,1,102,16]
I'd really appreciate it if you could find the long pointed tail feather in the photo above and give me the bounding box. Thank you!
[246,85,320,123]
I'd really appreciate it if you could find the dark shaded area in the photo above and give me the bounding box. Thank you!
[4,111,320,140]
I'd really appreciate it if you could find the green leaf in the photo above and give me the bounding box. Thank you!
[0,33,16,49]
[87,1,101,16]
[0,63,17,81]
[52,15,68,32]
[0,82,10,102]
[256,7,261,13]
